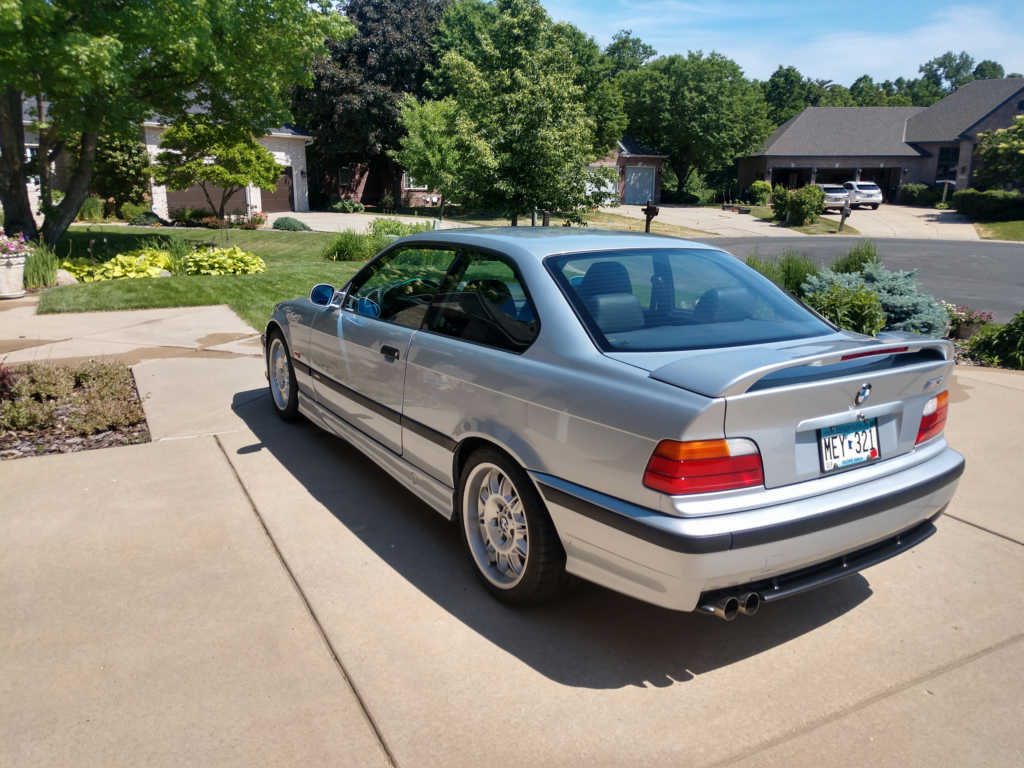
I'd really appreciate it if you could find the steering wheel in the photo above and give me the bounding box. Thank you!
[379,277,439,313]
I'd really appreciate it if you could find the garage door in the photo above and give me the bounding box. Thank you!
[624,166,655,204]
[166,185,245,217]
[261,168,293,213]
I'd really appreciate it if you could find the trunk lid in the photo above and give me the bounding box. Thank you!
[611,332,953,489]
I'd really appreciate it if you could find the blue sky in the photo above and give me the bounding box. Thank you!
[543,0,1024,84]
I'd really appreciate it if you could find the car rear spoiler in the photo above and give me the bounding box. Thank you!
[648,334,953,398]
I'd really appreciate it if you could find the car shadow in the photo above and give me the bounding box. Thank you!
[231,389,872,689]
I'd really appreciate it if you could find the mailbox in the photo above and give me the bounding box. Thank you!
[641,199,660,232]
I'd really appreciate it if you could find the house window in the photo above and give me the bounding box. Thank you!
[936,146,960,180]
[403,173,427,190]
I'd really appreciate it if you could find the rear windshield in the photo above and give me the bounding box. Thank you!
[857,183,881,191]
[547,248,834,352]
[822,186,845,192]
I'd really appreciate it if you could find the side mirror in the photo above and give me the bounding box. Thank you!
[310,283,337,307]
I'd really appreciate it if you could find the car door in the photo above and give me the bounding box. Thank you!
[308,244,459,454]
[402,250,541,482]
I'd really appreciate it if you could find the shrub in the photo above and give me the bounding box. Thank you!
[369,218,433,238]
[249,211,267,227]
[967,310,1024,369]
[805,283,887,336]
[0,363,15,401]
[322,231,376,262]
[941,301,994,337]
[170,207,212,226]
[129,211,163,226]
[803,263,948,336]
[745,249,819,297]
[749,180,772,206]
[273,216,312,231]
[331,199,365,213]
[183,246,266,275]
[76,195,105,221]
[199,216,230,229]
[831,240,879,273]
[378,190,395,212]
[898,184,942,207]
[788,185,825,225]
[61,247,174,282]
[770,185,790,221]
[23,243,59,289]
[951,189,1024,221]
[120,201,150,221]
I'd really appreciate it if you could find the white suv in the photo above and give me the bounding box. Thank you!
[843,181,883,209]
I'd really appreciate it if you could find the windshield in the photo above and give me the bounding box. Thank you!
[822,186,845,193]
[547,248,834,352]
[857,183,881,191]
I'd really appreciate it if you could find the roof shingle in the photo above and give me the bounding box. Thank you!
[755,107,926,157]
[905,78,1024,142]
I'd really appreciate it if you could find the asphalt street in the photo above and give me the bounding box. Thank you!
[708,237,1024,322]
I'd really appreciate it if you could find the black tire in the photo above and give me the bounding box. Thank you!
[266,330,300,421]
[870,204,879,210]
[458,448,567,605]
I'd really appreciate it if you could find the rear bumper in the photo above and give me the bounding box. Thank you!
[532,445,964,612]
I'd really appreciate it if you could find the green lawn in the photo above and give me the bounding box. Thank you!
[749,206,860,236]
[974,220,1024,241]
[37,225,361,330]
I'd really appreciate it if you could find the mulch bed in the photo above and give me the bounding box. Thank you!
[0,361,151,461]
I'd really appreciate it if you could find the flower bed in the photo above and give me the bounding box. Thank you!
[60,245,266,282]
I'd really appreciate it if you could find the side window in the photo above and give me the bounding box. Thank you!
[344,246,458,329]
[426,253,539,353]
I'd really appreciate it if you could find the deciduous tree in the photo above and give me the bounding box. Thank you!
[974,115,1024,189]
[621,51,771,188]
[407,0,618,221]
[0,0,343,244]
[604,29,656,77]
[151,120,282,219]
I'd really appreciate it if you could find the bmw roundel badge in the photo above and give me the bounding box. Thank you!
[855,382,872,405]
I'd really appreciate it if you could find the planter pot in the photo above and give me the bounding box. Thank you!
[0,254,26,299]
[955,322,983,339]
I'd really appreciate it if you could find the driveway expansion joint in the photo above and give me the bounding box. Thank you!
[212,434,399,768]
[701,631,1024,768]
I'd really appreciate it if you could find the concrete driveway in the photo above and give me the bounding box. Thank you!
[609,203,980,241]
[2,303,1023,766]
[820,205,979,241]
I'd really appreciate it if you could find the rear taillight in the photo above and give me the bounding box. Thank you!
[643,438,764,495]
[916,391,949,445]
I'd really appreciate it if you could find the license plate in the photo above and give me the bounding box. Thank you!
[819,418,880,472]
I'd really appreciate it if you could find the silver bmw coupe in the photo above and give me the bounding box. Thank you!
[262,229,964,620]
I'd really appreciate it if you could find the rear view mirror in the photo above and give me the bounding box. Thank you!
[310,283,337,306]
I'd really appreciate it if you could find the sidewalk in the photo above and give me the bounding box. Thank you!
[2,299,1022,766]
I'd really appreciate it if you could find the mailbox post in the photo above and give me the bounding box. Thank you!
[839,203,852,232]
[641,199,659,233]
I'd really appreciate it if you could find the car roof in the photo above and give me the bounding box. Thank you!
[396,227,718,259]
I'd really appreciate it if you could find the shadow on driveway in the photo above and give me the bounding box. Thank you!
[231,389,871,689]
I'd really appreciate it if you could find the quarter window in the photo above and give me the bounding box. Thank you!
[426,253,539,353]
[344,246,459,329]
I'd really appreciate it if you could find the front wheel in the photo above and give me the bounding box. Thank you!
[459,449,567,605]
[267,332,299,421]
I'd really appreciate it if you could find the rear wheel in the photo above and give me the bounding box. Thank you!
[870,204,879,210]
[459,448,566,605]
[267,332,299,421]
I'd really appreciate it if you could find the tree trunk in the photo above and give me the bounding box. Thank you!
[40,132,98,245]
[35,93,54,216]
[199,182,220,219]
[0,88,39,240]
[439,195,445,220]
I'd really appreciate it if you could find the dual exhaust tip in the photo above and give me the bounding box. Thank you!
[698,591,760,621]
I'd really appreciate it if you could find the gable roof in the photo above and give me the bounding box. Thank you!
[618,135,667,158]
[905,77,1024,142]
[755,107,927,157]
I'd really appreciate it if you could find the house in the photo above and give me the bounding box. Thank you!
[144,121,312,219]
[738,78,1024,198]
[590,136,667,204]
[11,100,313,219]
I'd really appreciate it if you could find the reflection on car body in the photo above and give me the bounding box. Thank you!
[262,229,963,621]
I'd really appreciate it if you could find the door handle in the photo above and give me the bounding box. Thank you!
[380,345,400,361]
